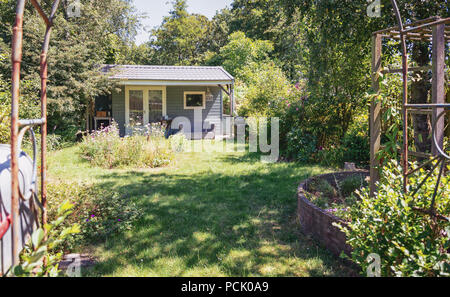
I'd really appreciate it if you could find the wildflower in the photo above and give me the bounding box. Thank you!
[295,82,300,90]
[296,108,299,111]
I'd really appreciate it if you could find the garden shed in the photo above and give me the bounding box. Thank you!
[98,65,235,139]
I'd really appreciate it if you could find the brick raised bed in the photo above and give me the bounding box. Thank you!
[297,171,369,257]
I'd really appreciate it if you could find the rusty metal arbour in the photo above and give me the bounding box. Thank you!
[10,0,61,268]
[370,0,449,221]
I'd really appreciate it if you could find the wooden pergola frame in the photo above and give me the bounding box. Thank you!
[370,3,449,197]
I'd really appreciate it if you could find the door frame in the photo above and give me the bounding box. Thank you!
[125,85,167,129]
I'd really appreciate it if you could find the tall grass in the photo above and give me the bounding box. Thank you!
[79,122,174,169]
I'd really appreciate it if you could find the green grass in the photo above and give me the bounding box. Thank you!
[48,141,353,276]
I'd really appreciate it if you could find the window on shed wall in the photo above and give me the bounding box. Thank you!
[184,92,205,109]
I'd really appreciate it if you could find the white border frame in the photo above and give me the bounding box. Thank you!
[125,85,167,128]
[184,91,206,110]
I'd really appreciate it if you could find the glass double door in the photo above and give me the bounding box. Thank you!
[127,87,165,127]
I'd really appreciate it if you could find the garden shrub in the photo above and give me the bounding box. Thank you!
[47,180,142,251]
[337,160,450,277]
[21,133,64,154]
[340,133,370,168]
[13,201,80,277]
[316,132,369,168]
[308,178,337,199]
[0,77,58,150]
[285,126,317,163]
[339,175,368,198]
[79,121,173,169]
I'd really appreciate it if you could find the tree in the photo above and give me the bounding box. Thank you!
[206,31,289,116]
[275,0,449,146]
[0,0,141,136]
[149,0,212,65]
[228,0,279,42]
[206,31,273,78]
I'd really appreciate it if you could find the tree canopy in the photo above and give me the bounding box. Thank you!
[0,0,448,145]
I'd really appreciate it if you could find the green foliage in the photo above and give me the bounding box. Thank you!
[12,201,80,277]
[0,77,41,144]
[308,178,337,200]
[339,175,368,198]
[79,122,173,169]
[149,0,212,65]
[169,133,189,153]
[206,31,290,117]
[238,62,291,117]
[207,31,274,78]
[0,0,140,136]
[0,82,9,143]
[317,131,370,168]
[285,127,317,163]
[337,160,450,277]
[306,175,363,221]
[47,181,142,250]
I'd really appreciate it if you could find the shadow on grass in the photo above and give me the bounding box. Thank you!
[88,152,354,276]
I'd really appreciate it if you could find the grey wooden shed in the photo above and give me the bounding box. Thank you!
[98,65,235,139]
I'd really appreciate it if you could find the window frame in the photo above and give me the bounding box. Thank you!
[184,91,206,110]
[125,86,167,130]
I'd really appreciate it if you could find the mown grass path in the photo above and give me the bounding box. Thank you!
[48,142,352,276]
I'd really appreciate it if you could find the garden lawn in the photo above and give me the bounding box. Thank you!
[48,141,352,276]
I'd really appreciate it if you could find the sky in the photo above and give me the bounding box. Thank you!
[133,0,234,45]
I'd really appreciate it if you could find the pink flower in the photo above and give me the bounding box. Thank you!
[295,82,300,90]
[296,108,299,111]
[288,104,291,107]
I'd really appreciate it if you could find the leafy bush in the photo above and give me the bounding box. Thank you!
[21,133,64,154]
[285,126,318,163]
[316,132,369,168]
[308,178,337,199]
[340,133,370,168]
[79,122,173,169]
[0,78,41,144]
[337,160,450,277]
[339,175,368,198]
[237,62,291,117]
[47,180,142,251]
[13,201,80,277]
[306,176,361,220]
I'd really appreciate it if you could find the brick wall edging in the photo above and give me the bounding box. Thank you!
[297,171,369,257]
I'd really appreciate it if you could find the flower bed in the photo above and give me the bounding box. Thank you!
[297,171,369,257]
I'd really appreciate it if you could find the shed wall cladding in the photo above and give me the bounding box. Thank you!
[166,86,222,135]
[111,86,126,136]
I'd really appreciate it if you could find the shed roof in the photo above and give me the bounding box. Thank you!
[102,65,234,83]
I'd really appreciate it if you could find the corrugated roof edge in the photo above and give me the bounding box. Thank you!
[218,66,235,82]
[101,64,234,81]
